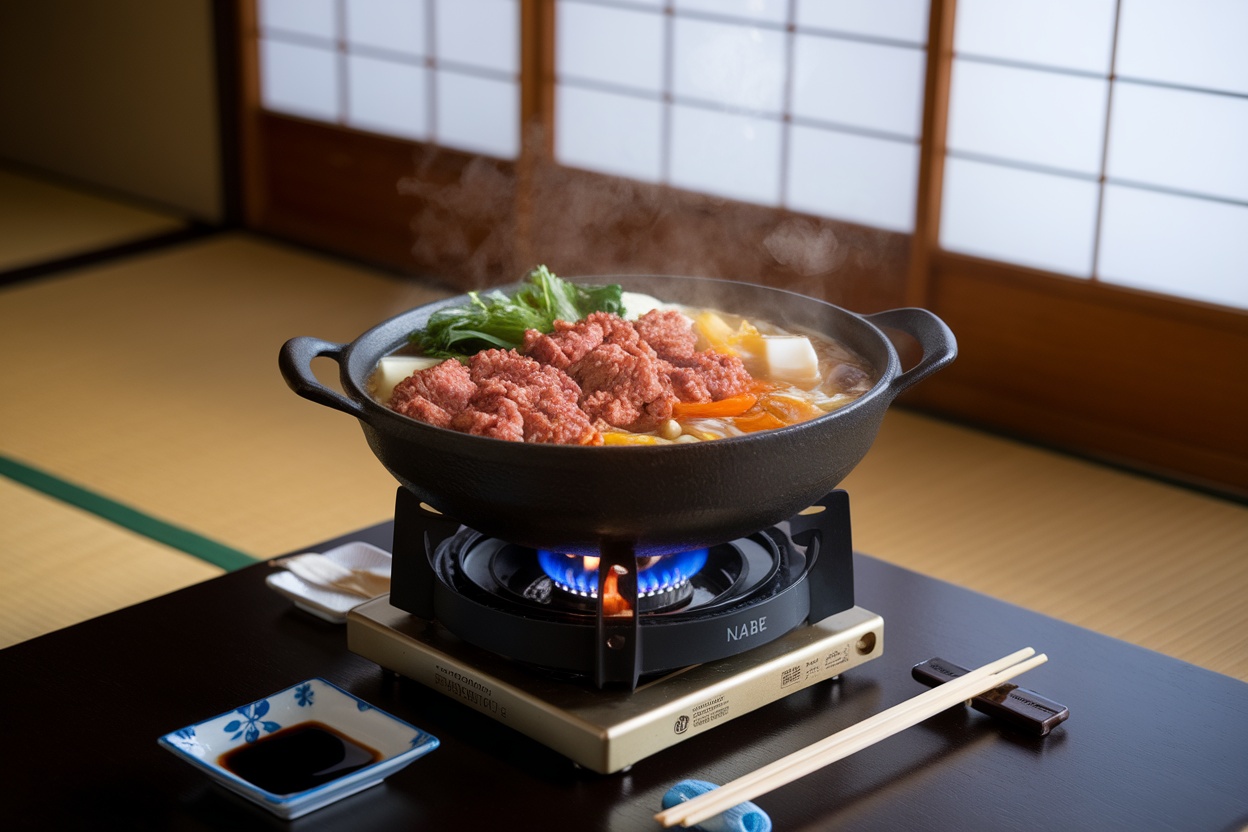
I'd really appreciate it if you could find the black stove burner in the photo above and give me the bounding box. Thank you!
[388,488,856,688]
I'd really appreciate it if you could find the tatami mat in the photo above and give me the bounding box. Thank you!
[0,166,187,271]
[0,233,450,560]
[841,412,1248,681]
[0,476,221,647]
[1,231,1245,681]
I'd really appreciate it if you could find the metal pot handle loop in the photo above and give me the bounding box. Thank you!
[864,307,958,396]
[278,336,367,419]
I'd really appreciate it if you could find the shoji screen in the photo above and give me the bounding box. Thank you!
[553,0,930,233]
[257,0,520,158]
[940,0,1247,310]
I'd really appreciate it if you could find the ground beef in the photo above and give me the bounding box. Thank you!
[449,382,525,441]
[633,308,753,401]
[570,342,674,432]
[633,309,698,360]
[522,313,600,369]
[388,359,475,428]
[469,350,600,444]
[389,350,601,445]
[665,351,754,402]
[522,312,674,432]
[524,312,675,431]
[391,311,758,444]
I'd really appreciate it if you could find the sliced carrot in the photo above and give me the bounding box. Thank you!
[731,410,788,433]
[671,392,758,419]
[759,393,824,423]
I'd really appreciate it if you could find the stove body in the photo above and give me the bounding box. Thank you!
[347,488,883,773]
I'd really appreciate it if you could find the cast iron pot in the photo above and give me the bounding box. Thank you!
[279,275,956,557]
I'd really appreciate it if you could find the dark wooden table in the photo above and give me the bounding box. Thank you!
[5,521,1247,831]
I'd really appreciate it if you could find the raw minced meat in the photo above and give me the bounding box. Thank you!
[633,309,752,401]
[389,312,755,443]
[570,342,674,432]
[390,350,601,445]
[387,358,476,429]
[633,309,698,361]
[527,312,677,432]
[664,351,754,402]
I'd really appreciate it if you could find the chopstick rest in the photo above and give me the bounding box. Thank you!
[911,657,1069,736]
[662,781,771,832]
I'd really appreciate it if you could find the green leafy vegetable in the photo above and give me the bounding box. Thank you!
[410,266,625,359]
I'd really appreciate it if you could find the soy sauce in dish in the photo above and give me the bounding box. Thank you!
[219,721,382,795]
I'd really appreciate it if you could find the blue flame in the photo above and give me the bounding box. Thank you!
[536,548,709,597]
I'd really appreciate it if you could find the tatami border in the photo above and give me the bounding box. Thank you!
[0,455,255,571]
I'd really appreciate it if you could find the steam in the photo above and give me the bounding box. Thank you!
[763,218,848,277]
[395,127,908,313]
[397,149,516,289]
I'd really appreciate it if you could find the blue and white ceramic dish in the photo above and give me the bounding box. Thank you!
[158,678,439,819]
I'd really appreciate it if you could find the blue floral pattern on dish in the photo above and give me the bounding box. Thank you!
[224,699,281,743]
[159,677,440,820]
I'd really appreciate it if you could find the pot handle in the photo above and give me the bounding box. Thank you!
[864,307,958,396]
[278,336,368,420]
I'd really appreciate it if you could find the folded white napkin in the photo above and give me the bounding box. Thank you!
[273,553,390,599]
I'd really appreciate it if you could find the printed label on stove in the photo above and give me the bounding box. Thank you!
[778,643,858,688]
[780,643,855,688]
[726,615,767,643]
[675,694,731,734]
[824,645,851,671]
[432,663,509,721]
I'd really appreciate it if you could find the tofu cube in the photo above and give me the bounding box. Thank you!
[762,336,820,385]
[373,356,443,402]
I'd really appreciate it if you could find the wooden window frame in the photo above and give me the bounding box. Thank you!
[231,0,1247,496]
[907,0,1247,496]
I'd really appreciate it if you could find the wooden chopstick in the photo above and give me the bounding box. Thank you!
[657,647,1035,826]
[655,648,1048,829]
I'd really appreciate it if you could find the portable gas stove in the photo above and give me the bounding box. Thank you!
[347,488,883,773]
